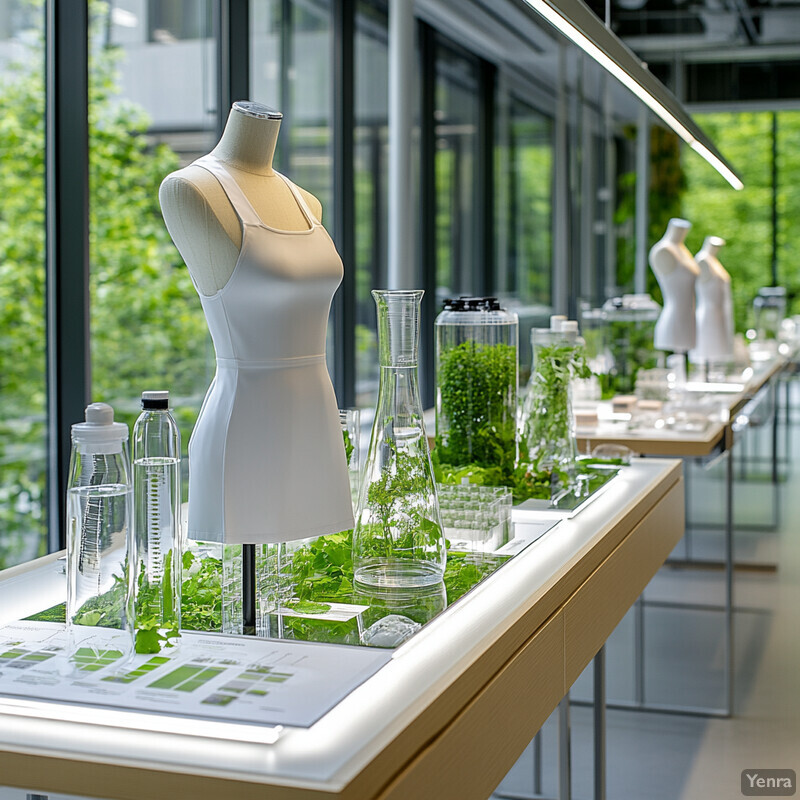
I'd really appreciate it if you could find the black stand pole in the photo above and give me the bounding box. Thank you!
[242,543,256,635]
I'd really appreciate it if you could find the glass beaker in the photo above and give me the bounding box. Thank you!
[353,290,446,588]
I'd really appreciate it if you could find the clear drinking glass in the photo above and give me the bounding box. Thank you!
[352,290,446,588]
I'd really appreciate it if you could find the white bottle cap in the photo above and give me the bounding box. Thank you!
[550,314,567,331]
[71,402,129,450]
[561,320,579,333]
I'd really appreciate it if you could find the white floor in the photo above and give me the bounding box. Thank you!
[495,394,800,800]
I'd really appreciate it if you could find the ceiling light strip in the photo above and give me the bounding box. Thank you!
[520,0,744,190]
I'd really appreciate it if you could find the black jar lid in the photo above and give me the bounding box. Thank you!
[442,296,501,312]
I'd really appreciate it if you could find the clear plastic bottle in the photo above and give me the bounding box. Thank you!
[66,403,134,663]
[132,391,182,653]
[353,290,446,588]
[434,297,518,482]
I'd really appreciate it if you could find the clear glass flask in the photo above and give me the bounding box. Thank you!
[66,403,135,663]
[132,391,182,653]
[352,290,446,588]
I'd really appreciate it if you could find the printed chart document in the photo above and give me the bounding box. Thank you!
[0,621,391,729]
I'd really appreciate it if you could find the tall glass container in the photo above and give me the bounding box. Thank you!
[353,290,446,588]
[600,294,661,397]
[132,391,182,653]
[520,322,587,476]
[434,297,518,483]
[66,403,134,663]
[753,286,786,341]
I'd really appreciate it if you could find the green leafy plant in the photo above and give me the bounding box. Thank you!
[435,341,517,477]
[133,549,180,654]
[179,550,222,632]
[359,442,443,563]
[521,341,591,473]
[443,552,510,604]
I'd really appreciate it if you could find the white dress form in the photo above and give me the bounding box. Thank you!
[648,218,700,353]
[159,102,354,544]
[692,236,734,362]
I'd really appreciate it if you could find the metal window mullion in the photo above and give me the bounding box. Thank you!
[45,0,90,553]
[419,20,437,409]
[332,0,356,408]
[215,0,250,137]
[476,57,496,298]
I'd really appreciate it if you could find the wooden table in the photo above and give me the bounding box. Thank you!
[0,459,683,800]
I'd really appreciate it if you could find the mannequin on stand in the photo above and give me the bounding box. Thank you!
[159,101,354,549]
[648,219,700,379]
[692,236,734,369]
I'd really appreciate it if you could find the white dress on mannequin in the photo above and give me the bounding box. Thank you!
[649,218,700,353]
[692,236,734,361]
[183,155,354,544]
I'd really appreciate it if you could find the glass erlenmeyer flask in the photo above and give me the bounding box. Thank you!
[353,290,446,588]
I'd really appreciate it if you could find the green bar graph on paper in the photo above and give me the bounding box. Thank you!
[148,665,204,690]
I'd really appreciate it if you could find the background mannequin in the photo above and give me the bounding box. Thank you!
[159,101,354,545]
[648,218,700,354]
[692,236,734,362]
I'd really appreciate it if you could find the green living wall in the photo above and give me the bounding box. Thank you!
[681,111,800,331]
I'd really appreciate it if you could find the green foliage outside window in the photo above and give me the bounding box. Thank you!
[0,2,208,568]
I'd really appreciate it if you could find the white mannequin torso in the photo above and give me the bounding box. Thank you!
[648,218,700,353]
[157,102,354,544]
[159,102,323,296]
[693,236,734,360]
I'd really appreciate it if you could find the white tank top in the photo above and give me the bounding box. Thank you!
[186,155,355,544]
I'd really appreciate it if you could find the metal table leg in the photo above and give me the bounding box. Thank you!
[594,647,606,800]
[559,694,571,800]
[633,594,645,706]
[724,445,734,717]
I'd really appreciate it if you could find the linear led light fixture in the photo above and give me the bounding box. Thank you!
[517,0,744,190]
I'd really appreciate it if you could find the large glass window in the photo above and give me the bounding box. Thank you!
[251,0,336,378]
[353,0,388,408]
[251,0,333,214]
[681,112,773,330]
[88,1,217,490]
[494,94,553,309]
[434,38,481,302]
[0,2,46,568]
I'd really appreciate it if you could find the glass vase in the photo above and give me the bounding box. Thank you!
[353,290,446,588]
[520,326,583,476]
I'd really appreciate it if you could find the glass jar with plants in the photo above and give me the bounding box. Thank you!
[433,297,518,487]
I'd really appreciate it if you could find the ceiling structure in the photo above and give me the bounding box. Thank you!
[583,0,800,106]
